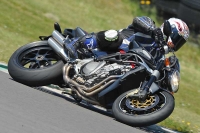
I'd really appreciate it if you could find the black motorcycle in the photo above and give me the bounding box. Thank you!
[8,21,181,126]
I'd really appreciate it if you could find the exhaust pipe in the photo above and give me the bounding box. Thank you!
[48,37,69,62]
[52,30,65,46]
[63,64,121,96]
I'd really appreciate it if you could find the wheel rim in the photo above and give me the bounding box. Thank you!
[119,92,166,115]
[18,46,60,69]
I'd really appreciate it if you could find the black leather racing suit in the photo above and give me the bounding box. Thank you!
[65,16,161,58]
[120,16,156,43]
[95,16,157,51]
[118,16,162,60]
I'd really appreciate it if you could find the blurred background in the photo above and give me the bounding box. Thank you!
[140,0,200,33]
[0,0,200,132]
[154,0,200,34]
[140,0,200,45]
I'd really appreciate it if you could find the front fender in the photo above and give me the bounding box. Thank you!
[139,81,160,94]
[149,82,160,94]
[149,83,175,99]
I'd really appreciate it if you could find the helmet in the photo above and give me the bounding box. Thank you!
[161,18,190,51]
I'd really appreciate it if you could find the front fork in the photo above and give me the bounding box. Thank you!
[127,59,164,101]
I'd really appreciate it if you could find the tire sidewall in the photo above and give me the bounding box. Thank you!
[8,41,65,86]
[112,89,175,127]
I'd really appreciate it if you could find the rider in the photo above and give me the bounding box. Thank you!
[64,16,189,59]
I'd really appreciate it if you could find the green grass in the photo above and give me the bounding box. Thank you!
[0,0,200,132]
[159,43,200,133]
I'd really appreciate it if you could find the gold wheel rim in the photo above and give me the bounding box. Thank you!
[131,95,156,108]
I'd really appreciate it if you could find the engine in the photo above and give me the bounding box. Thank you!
[73,60,132,87]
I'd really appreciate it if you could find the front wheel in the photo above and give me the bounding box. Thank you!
[112,89,174,127]
[8,41,65,86]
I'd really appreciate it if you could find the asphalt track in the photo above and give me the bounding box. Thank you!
[0,71,148,133]
[0,68,178,133]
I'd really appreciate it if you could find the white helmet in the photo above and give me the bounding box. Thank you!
[161,18,189,51]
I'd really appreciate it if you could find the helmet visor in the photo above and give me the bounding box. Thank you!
[171,27,186,51]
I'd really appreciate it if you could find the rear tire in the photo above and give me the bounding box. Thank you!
[112,89,175,127]
[8,41,65,86]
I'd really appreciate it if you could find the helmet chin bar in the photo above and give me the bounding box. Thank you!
[167,37,174,48]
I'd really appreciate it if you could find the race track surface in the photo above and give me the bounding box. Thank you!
[0,71,149,133]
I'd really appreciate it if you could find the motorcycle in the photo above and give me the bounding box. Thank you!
[8,21,181,127]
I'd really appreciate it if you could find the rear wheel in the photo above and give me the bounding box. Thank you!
[112,89,174,127]
[8,41,65,86]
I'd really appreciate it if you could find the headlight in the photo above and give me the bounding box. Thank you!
[169,70,180,93]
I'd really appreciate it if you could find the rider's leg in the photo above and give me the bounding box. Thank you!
[64,34,98,58]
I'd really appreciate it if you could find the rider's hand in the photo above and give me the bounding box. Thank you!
[152,28,166,54]
[152,28,164,43]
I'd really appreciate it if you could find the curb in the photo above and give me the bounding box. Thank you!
[0,62,8,73]
[0,62,180,133]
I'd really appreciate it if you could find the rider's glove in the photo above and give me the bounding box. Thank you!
[151,28,164,43]
[151,28,165,54]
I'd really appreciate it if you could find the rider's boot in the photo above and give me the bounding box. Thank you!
[64,38,82,59]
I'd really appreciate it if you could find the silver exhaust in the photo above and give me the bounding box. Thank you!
[48,37,69,62]
[52,30,65,46]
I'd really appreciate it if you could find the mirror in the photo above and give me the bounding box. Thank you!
[54,22,62,33]
[163,20,172,37]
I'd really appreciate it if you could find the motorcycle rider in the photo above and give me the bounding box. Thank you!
[64,16,189,59]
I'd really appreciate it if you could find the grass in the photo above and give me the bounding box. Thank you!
[0,0,200,132]
[159,43,200,133]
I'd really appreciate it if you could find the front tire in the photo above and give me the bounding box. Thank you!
[8,41,65,86]
[112,89,174,127]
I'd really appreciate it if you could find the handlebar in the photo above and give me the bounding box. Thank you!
[155,37,168,55]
